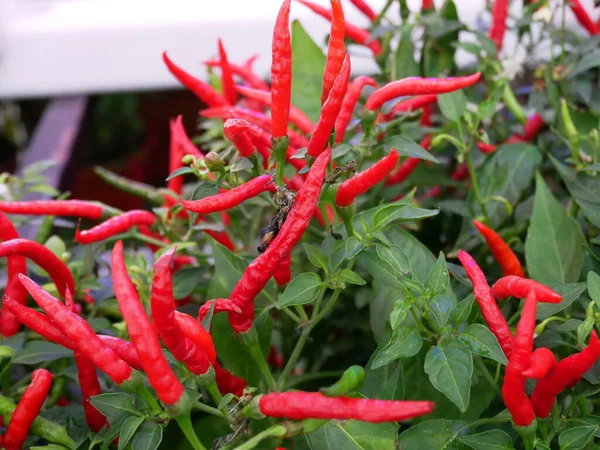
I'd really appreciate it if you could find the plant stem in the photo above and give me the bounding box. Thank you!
[231,424,286,450]
[207,382,223,405]
[278,326,311,390]
[441,416,512,449]
[465,149,490,224]
[192,401,227,420]
[284,370,344,390]
[475,358,501,394]
[241,330,277,391]
[175,414,207,450]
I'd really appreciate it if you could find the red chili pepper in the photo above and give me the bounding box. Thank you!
[204,229,236,252]
[313,204,335,228]
[452,162,469,181]
[489,0,509,55]
[365,73,481,111]
[502,290,536,427]
[307,55,351,157]
[163,52,229,107]
[97,336,142,370]
[384,137,431,186]
[296,0,382,56]
[223,118,257,157]
[203,59,270,91]
[0,200,104,219]
[181,174,275,215]
[214,362,247,396]
[168,115,203,195]
[492,276,562,304]
[217,39,238,105]
[0,239,75,298]
[531,331,600,418]
[522,348,557,379]
[259,392,434,422]
[457,250,514,358]
[19,275,133,384]
[472,220,524,277]
[422,0,434,10]
[0,213,27,337]
[3,369,54,450]
[268,346,286,368]
[349,0,377,20]
[111,241,184,405]
[236,86,315,135]
[151,249,211,375]
[271,0,293,139]
[76,210,156,244]
[477,114,544,154]
[274,254,292,285]
[174,311,217,365]
[199,148,331,333]
[336,149,399,207]
[335,76,377,143]
[245,123,276,168]
[321,0,346,105]
[386,94,438,120]
[568,0,599,35]
[477,142,497,154]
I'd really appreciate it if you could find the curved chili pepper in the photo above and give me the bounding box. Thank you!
[0,239,74,298]
[236,86,315,135]
[274,254,292,285]
[477,142,497,154]
[457,250,513,358]
[387,94,438,120]
[336,149,399,207]
[0,212,27,337]
[335,76,377,143]
[568,0,599,35]
[492,276,562,304]
[321,365,365,397]
[384,136,432,186]
[322,0,346,105]
[199,148,331,333]
[214,362,247,396]
[0,200,105,220]
[531,331,600,418]
[181,174,275,215]
[489,0,509,55]
[96,336,142,370]
[203,59,270,91]
[112,241,185,405]
[472,220,524,277]
[4,369,54,450]
[204,229,236,252]
[422,0,434,10]
[365,73,481,111]
[296,0,382,56]
[307,55,351,157]
[217,39,238,105]
[76,210,156,244]
[522,348,557,379]
[162,52,229,107]
[477,113,545,154]
[271,0,293,139]
[18,275,133,384]
[174,311,217,365]
[168,115,202,195]
[223,118,256,157]
[349,0,376,20]
[502,290,536,427]
[259,392,434,422]
[151,249,211,375]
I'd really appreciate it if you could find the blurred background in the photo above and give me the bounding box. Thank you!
[0,0,596,211]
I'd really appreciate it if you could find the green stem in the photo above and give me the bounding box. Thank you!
[175,414,207,450]
[465,150,490,224]
[475,358,501,394]
[241,330,277,391]
[137,384,163,413]
[207,382,223,405]
[278,327,311,390]
[272,137,290,187]
[284,370,345,390]
[192,401,227,420]
[441,416,512,449]
[231,424,286,450]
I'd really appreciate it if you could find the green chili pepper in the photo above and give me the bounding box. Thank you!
[320,365,365,397]
[503,84,526,125]
[94,166,165,205]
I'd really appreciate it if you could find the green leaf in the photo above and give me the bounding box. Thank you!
[118,416,145,450]
[424,339,473,412]
[372,326,422,369]
[339,269,367,286]
[295,420,398,450]
[394,24,420,80]
[172,267,203,299]
[421,0,460,76]
[425,253,450,296]
[458,429,513,449]
[459,324,508,365]
[558,425,598,449]
[45,236,66,258]
[452,294,475,325]
[345,236,364,259]
[537,283,587,319]
[398,419,466,450]
[577,317,595,348]
[525,173,584,284]
[89,393,140,420]
[206,235,248,299]
[12,342,72,365]
[588,272,600,307]
[568,52,600,78]
[428,294,454,332]
[131,422,163,450]
[277,273,322,308]
[384,136,440,163]
[165,166,194,181]
[291,20,325,123]
[437,91,467,122]
[361,360,403,400]
[304,243,329,272]
[390,300,411,330]
[376,245,411,277]
[582,246,600,282]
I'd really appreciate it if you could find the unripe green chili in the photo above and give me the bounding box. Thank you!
[320,365,365,397]
[503,83,526,124]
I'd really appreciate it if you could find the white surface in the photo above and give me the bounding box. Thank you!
[0,0,596,99]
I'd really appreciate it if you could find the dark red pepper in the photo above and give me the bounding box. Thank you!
[76,210,156,244]
[492,276,562,304]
